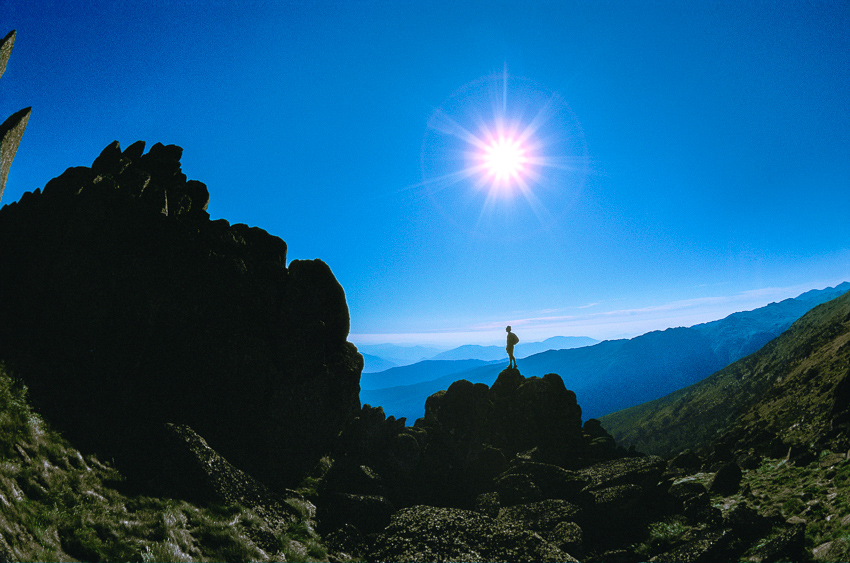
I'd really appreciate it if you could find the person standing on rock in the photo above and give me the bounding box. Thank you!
[506,325,519,369]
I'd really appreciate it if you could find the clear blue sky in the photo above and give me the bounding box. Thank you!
[3,1,848,346]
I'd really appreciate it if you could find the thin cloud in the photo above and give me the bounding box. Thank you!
[351,281,845,346]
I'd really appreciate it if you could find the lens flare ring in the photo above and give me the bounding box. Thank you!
[419,69,589,237]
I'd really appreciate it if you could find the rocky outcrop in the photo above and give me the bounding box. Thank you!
[316,366,810,562]
[0,141,362,490]
[0,30,31,203]
[158,423,302,527]
[319,369,618,514]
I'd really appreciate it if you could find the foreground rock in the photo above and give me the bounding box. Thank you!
[367,505,578,563]
[315,367,811,562]
[0,141,362,490]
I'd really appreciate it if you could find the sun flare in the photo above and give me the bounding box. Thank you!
[480,134,528,185]
[419,69,589,235]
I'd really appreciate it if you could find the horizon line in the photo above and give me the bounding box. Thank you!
[350,279,849,348]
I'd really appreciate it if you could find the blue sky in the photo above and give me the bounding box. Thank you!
[2,1,848,346]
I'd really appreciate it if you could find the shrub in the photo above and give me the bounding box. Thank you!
[782,497,806,516]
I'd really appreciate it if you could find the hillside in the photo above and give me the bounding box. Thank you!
[0,363,332,562]
[600,287,850,458]
[361,353,399,373]
[364,283,850,422]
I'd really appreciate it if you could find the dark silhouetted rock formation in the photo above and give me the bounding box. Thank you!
[316,366,809,562]
[0,141,362,490]
[320,368,619,515]
[0,30,31,203]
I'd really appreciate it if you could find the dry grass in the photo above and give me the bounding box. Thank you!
[0,363,330,562]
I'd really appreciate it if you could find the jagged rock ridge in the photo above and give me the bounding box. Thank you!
[316,367,809,561]
[0,140,363,490]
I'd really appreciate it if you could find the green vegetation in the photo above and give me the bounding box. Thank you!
[731,455,850,553]
[634,515,692,558]
[601,290,850,457]
[0,363,331,562]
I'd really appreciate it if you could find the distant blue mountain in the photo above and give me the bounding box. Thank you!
[429,336,599,361]
[361,353,398,373]
[360,359,500,391]
[355,344,445,370]
[363,283,850,424]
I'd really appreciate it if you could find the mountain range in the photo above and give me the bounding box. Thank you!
[361,282,850,423]
[600,285,850,459]
[358,336,600,372]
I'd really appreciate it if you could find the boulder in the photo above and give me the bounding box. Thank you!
[577,455,668,491]
[709,462,742,496]
[474,491,501,519]
[744,521,806,563]
[813,538,850,562]
[0,106,30,202]
[318,493,395,536]
[547,521,584,559]
[649,529,736,563]
[497,499,583,533]
[368,505,578,562]
[668,480,707,508]
[494,461,589,504]
[157,423,299,532]
[668,449,702,471]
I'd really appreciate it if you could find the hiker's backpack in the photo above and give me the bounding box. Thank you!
[508,332,519,345]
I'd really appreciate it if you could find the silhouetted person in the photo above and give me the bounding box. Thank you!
[506,325,519,369]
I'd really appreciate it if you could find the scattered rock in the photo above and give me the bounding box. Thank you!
[709,462,742,495]
[813,538,850,562]
[668,449,702,471]
[369,505,578,562]
[547,521,584,559]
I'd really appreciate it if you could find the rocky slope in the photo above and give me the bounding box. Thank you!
[0,363,334,562]
[0,141,362,490]
[310,368,812,562]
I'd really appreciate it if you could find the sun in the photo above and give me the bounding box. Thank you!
[481,133,529,185]
[465,116,540,194]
